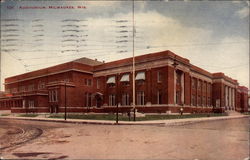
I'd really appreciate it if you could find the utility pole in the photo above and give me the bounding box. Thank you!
[116,103,119,124]
[64,81,67,120]
[132,0,136,121]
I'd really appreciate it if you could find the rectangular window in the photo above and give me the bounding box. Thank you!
[28,100,34,108]
[85,92,92,107]
[38,82,46,89]
[137,91,145,105]
[203,82,206,92]
[20,86,25,92]
[191,94,196,106]
[49,90,58,102]
[207,97,211,106]
[122,93,130,106]
[85,79,92,86]
[107,76,116,87]
[197,80,201,90]
[88,79,92,86]
[12,88,17,93]
[120,74,130,82]
[135,72,145,81]
[192,78,197,89]
[198,95,201,106]
[109,94,116,106]
[176,72,181,85]
[207,84,211,94]
[157,90,162,104]
[203,96,206,106]
[28,84,35,91]
[107,76,116,84]
[157,71,162,83]
[176,91,181,105]
[97,79,100,89]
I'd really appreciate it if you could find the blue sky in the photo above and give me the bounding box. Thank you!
[0,0,249,90]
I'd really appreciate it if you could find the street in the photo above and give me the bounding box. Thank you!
[0,117,249,160]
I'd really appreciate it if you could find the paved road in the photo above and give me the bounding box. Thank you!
[0,117,249,160]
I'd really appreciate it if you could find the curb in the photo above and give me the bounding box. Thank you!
[164,115,249,126]
[0,116,165,126]
[0,115,248,126]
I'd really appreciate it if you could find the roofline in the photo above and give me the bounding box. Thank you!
[5,69,93,85]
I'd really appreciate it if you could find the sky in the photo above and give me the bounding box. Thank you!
[0,0,249,90]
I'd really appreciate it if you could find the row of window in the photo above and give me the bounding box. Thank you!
[0,100,33,108]
[108,91,163,106]
[191,78,212,93]
[106,72,146,84]
[6,79,71,94]
[191,94,211,106]
[6,83,46,94]
[106,71,164,84]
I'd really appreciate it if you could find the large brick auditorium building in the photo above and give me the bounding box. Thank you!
[0,50,249,114]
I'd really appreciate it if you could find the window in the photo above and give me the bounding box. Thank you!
[137,91,145,105]
[28,100,35,108]
[49,90,58,102]
[197,80,201,90]
[88,79,92,86]
[192,78,196,89]
[207,97,211,106]
[207,84,211,93]
[198,95,201,106]
[12,88,17,93]
[203,96,206,106]
[122,93,130,106]
[5,89,10,93]
[191,94,196,106]
[85,92,92,107]
[38,82,46,89]
[157,71,162,83]
[135,72,145,81]
[176,91,181,105]
[28,84,35,91]
[203,82,206,92]
[85,79,92,86]
[157,90,162,104]
[20,86,25,92]
[97,79,100,89]
[176,72,181,85]
[120,74,130,82]
[107,76,116,84]
[109,94,116,106]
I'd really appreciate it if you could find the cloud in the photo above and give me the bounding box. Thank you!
[236,6,249,19]
[1,7,249,89]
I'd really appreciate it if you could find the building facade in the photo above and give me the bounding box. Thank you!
[0,50,248,113]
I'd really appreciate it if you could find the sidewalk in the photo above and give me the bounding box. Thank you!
[0,114,249,126]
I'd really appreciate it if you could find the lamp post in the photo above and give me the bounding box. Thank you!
[116,103,119,124]
[64,81,67,120]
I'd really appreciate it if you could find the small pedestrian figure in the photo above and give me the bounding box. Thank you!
[127,111,131,121]
[180,107,183,115]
